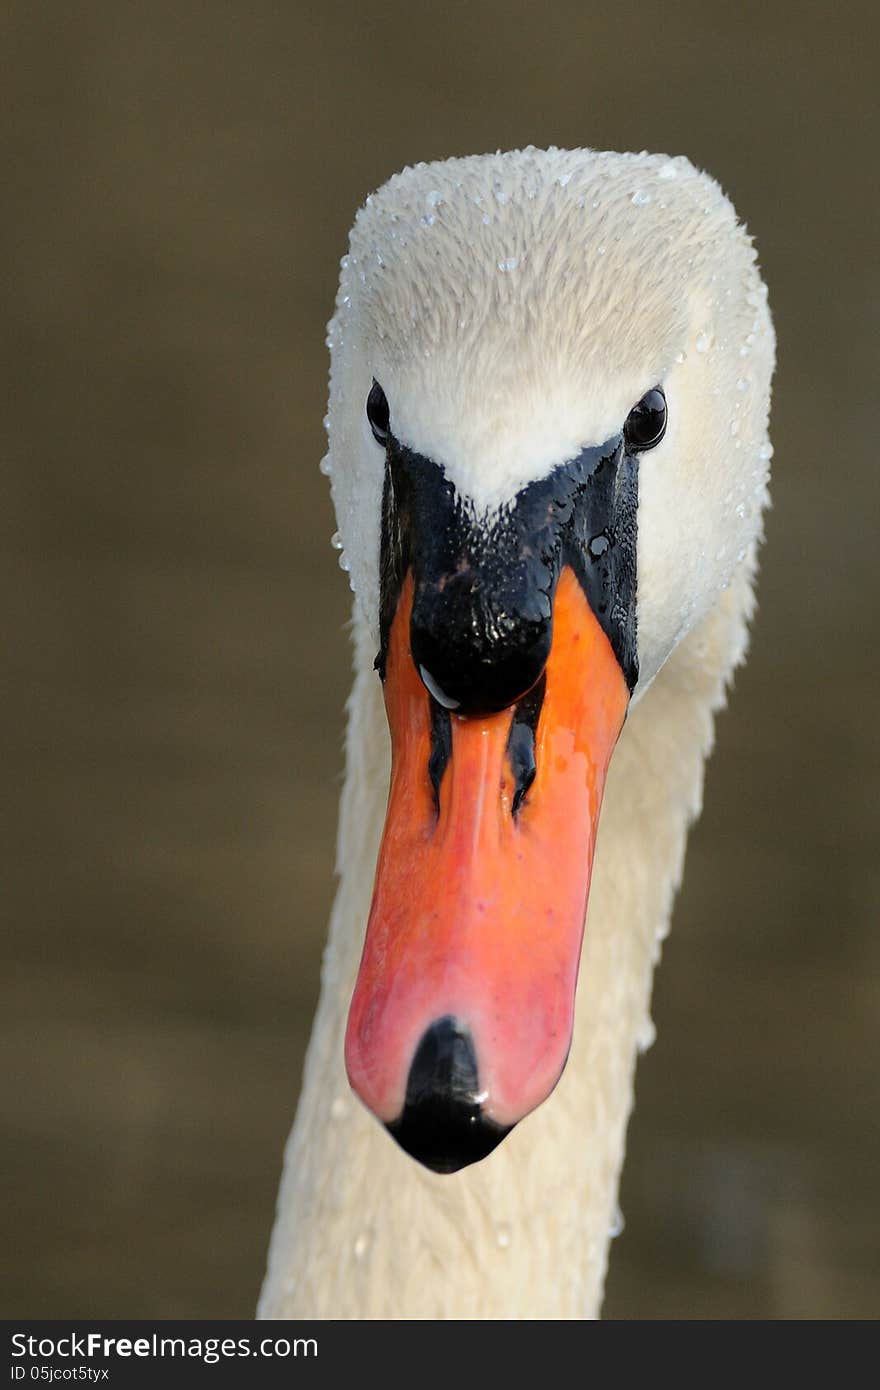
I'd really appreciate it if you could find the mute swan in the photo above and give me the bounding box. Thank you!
[260,147,774,1319]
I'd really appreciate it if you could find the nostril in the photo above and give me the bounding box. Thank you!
[385,1017,513,1173]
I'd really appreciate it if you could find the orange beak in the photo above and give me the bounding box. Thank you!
[344,564,629,1169]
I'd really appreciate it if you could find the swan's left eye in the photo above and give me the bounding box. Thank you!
[366,380,390,446]
[624,387,667,451]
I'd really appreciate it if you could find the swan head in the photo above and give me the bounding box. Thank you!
[323,148,774,1173]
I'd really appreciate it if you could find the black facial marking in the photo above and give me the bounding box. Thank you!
[427,696,452,814]
[507,673,545,817]
[377,433,640,711]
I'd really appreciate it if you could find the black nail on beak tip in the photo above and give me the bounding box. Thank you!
[386,1016,512,1174]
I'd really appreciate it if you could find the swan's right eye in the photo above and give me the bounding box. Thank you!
[367,381,390,446]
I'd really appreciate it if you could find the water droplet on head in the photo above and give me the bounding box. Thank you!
[330,530,343,550]
[609,1205,626,1239]
[425,190,443,208]
[420,213,436,227]
[637,1016,656,1053]
[675,350,687,365]
[338,553,351,572]
[631,189,651,206]
[695,331,710,353]
[658,161,678,180]
[596,245,606,256]
[736,377,750,392]
[353,1232,371,1261]
[495,1223,511,1249]
[319,456,332,476]
[497,256,518,273]
[758,441,773,461]
[557,172,573,187]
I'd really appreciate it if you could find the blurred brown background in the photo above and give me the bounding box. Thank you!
[2,1,878,1319]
